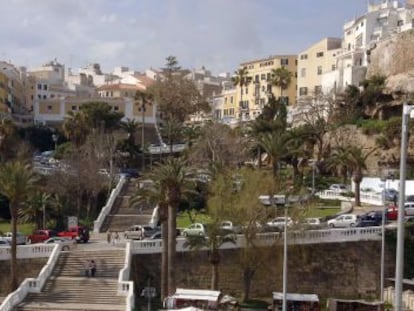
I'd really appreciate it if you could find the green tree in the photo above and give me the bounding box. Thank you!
[62,111,89,148]
[0,161,37,290]
[0,116,17,161]
[270,67,293,104]
[148,57,206,123]
[80,102,123,131]
[258,130,290,177]
[19,190,51,229]
[161,118,183,154]
[150,158,197,295]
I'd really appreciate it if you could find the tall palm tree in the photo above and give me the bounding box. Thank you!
[270,67,293,104]
[150,158,196,295]
[135,90,154,170]
[19,190,51,229]
[232,67,252,122]
[0,161,37,290]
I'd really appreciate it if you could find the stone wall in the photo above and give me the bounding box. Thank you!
[132,241,395,302]
[0,258,47,296]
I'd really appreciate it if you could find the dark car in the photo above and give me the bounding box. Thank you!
[120,168,140,178]
[356,210,386,227]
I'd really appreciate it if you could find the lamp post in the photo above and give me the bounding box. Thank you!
[380,176,386,301]
[282,204,288,311]
[394,103,412,310]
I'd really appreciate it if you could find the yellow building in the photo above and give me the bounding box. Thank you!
[233,55,297,122]
[297,38,342,98]
[0,72,8,112]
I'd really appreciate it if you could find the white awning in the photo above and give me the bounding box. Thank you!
[272,292,319,302]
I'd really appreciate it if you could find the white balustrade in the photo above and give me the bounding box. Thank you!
[118,242,135,311]
[94,175,126,233]
[0,244,61,311]
[0,244,56,261]
[129,227,382,255]
[316,190,383,206]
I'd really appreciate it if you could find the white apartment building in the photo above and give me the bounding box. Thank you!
[327,0,414,93]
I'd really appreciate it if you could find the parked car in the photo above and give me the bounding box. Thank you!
[386,205,399,221]
[219,221,242,234]
[57,226,89,243]
[266,217,293,231]
[145,231,162,240]
[120,168,140,178]
[327,214,358,228]
[182,223,206,237]
[0,237,10,246]
[405,202,414,216]
[356,211,385,227]
[301,218,322,229]
[27,229,57,244]
[124,225,160,240]
[329,184,348,193]
[383,188,398,202]
[43,237,76,251]
[4,232,26,245]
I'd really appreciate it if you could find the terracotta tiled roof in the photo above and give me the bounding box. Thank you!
[96,83,145,91]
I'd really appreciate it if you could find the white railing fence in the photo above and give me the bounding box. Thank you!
[94,175,127,233]
[118,242,135,311]
[0,244,61,311]
[316,190,383,206]
[129,227,382,255]
[384,286,414,310]
[0,244,56,261]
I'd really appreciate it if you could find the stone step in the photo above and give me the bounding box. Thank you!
[14,301,125,311]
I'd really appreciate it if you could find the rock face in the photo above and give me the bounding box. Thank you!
[368,30,414,93]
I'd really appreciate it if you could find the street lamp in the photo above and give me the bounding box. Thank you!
[394,103,413,310]
[282,202,288,311]
[380,175,387,302]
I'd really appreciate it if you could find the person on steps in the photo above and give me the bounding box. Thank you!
[90,260,97,277]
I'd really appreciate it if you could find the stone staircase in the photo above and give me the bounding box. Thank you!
[101,178,154,233]
[13,249,125,311]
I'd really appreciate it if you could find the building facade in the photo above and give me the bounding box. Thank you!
[234,55,297,122]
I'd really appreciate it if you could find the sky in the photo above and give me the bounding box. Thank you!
[1,0,368,75]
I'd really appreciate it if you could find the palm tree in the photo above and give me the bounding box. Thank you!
[130,179,169,300]
[258,131,290,178]
[329,146,376,206]
[62,111,89,148]
[184,226,235,290]
[270,67,293,104]
[19,190,51,229]
[150,158,196,295]
[232,67,252,122]
[135,90,154,170]
[0,161,37,290]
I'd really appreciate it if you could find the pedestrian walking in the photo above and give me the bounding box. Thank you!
[107,231,111,244]
[84,259,90,277]
[114,231,120,244]
[90,260,97,277]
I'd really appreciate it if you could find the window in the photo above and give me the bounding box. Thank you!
[314,85,322,95]
[37,84,42,90]
[267,84,272,93]
[229,108,234,115]
[299,87,308,96]
[50,94,55,98]
[43,95,47,99]
[317,66,322,75]
[47,105,52,111]
[281,58,289,65]
[300,68,306,78]
[261,74,266,80]
[332,64,336,71]
[260,98,265,107]
[230,96,233,103]
[316,52,324,58]
[72,105,77,111]
[397,20,404,26]
[255,75,259,82]
[267,73,271,81]
[114,106,119,111]
[37,95,41,99]
[262,86,266,92]
[255,85,260,96]
[224,98,227,105]
[245,87,248,94]
[43,84,47,90]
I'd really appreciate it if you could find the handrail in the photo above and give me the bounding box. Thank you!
[0,243,61,311]
[94,175,126,233]
[118,242,135,311]
[0,244,56,261]
[316,190,383,206]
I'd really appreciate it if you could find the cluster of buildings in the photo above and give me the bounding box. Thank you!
[1,0,413,130]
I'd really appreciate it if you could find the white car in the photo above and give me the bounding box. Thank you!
[302,218,322,229]
[182,223,206,237]
[43,237,76,251]
[329,184,348,193]
[4,232,26,245]
[405,202,414,216]
[266,217,293,231]
[327,214,358,228]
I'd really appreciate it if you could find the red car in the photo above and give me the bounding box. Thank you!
[57,226,89,243]
[27,229,57,244]
[386,205,399,220]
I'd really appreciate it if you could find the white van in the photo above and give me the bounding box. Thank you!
[124,225,159,240]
